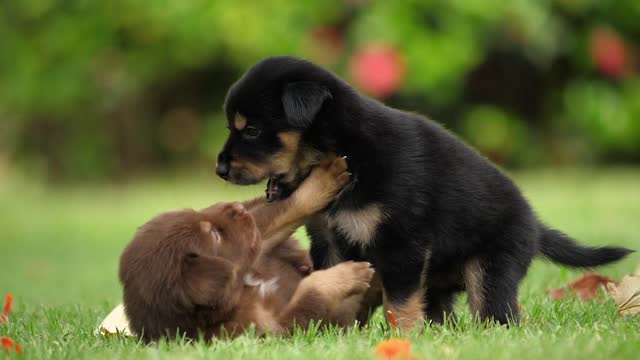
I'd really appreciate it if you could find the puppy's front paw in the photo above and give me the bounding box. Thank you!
[325,156,351,189]
[293,156,350,214]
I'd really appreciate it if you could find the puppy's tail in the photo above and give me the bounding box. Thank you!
[539,227,633,268]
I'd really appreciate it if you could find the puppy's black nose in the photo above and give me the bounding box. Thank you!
[216,161,229,179]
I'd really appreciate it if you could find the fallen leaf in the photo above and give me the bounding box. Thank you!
[375,339,419,360]
[547,273,616,301]
[606,274,640,315]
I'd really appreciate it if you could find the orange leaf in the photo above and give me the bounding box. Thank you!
[547,273,616,301]
[375,339,413,360]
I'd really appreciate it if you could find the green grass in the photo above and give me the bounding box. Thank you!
[1,168,639,359]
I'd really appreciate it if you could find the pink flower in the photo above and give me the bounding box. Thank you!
[590,27,632,79]
[349,44,406,98]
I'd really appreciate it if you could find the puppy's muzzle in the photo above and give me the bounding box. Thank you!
[216,152,230,179]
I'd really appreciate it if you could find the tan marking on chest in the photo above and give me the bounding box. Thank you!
[327,204,386,247]
[234,112,247,130]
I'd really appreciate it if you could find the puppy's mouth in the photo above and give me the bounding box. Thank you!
[228,174,263,186]
[265,174,306,202]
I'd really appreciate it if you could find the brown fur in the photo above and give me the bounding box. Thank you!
[463,257,486,317]
[383,289,425,332]
[355,273,384,325]
[120,157,372,341]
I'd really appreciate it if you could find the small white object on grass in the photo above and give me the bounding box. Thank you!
[96,303,134,337]
[606,274,640,316]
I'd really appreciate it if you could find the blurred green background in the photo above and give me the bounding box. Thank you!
[0,2,639,358]
[1,0,640,181]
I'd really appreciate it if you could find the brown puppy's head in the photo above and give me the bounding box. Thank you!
[217,57,337,195]
[119,202,259,341]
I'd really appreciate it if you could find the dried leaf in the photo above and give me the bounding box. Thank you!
[606,274,640,316]
[96,303,134,336]
[547,273,616,301]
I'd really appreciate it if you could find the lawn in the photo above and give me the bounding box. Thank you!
[1,168,639,359]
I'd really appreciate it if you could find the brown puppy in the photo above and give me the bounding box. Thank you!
[120,158,373,342]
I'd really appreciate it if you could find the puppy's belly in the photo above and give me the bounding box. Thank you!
[426,263,466,290]
[255,248,309,312]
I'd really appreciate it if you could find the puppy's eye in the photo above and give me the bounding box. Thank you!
[243,126,261,139]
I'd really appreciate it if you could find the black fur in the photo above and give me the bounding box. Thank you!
[282,81,332,128]
[218,56,633,326]
[540,227,633,268]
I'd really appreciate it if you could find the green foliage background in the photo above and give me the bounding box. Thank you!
[1,0,639,180]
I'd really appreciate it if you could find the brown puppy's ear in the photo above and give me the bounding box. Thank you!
[282,81,331,128]
[183,254,236,306]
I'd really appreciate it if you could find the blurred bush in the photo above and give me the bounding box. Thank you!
[0,0,638,181]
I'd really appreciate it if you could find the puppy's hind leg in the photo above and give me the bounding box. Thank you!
[328,293,364,327]
[424,286,460,325]
[374,245,428,332]
[464,254,529,325]
[278,261,374,332]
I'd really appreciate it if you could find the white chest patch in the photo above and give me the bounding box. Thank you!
[326,203,386,247]
[244,273,279,298]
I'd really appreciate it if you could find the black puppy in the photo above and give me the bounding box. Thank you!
[217,56,633,330]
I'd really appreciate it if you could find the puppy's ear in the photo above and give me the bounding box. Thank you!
[282,81,331,128]
[183,254,236,306]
